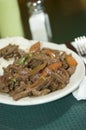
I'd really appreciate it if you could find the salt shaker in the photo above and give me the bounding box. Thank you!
[27,0,52,41]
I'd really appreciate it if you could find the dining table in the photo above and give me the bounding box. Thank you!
[0,0,86,130]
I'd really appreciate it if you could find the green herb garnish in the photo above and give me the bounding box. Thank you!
[41,76,46,80]
[19,57,26,65]
[13,78,16,83]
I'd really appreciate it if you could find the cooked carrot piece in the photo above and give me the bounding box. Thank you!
[66,54,77,66]
[48,62,62,71]
[41,62,62,77]
[29,42,40,52]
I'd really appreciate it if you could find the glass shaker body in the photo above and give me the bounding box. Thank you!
[27,0,52,42]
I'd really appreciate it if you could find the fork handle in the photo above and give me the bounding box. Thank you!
[65,42,77,53]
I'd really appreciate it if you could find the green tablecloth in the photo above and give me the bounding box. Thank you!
[0,94,86,130]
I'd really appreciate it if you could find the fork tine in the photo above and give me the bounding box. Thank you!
[77,47,86,64]
[75,44,82,56]
[75,36,86,43]
[79,36,86,53]
[75,36,86,55]
[74,36,86,65]
[78,44,86,55]
[82,45,86,55]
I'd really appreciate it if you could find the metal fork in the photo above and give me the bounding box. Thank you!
[74,36,86,67]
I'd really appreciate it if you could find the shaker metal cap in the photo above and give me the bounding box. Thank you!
[27,0,44,13]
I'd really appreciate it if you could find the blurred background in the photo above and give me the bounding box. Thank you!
[0,0,86,43]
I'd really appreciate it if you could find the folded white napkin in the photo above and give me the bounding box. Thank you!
[72,76,86,100]
[71,38,86,100]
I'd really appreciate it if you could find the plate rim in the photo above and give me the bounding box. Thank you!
[0,37,85,106]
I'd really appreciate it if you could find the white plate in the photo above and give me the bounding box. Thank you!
[0,37,85,105]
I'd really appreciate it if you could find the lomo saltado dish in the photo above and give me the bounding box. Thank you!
[0,42,77,100]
